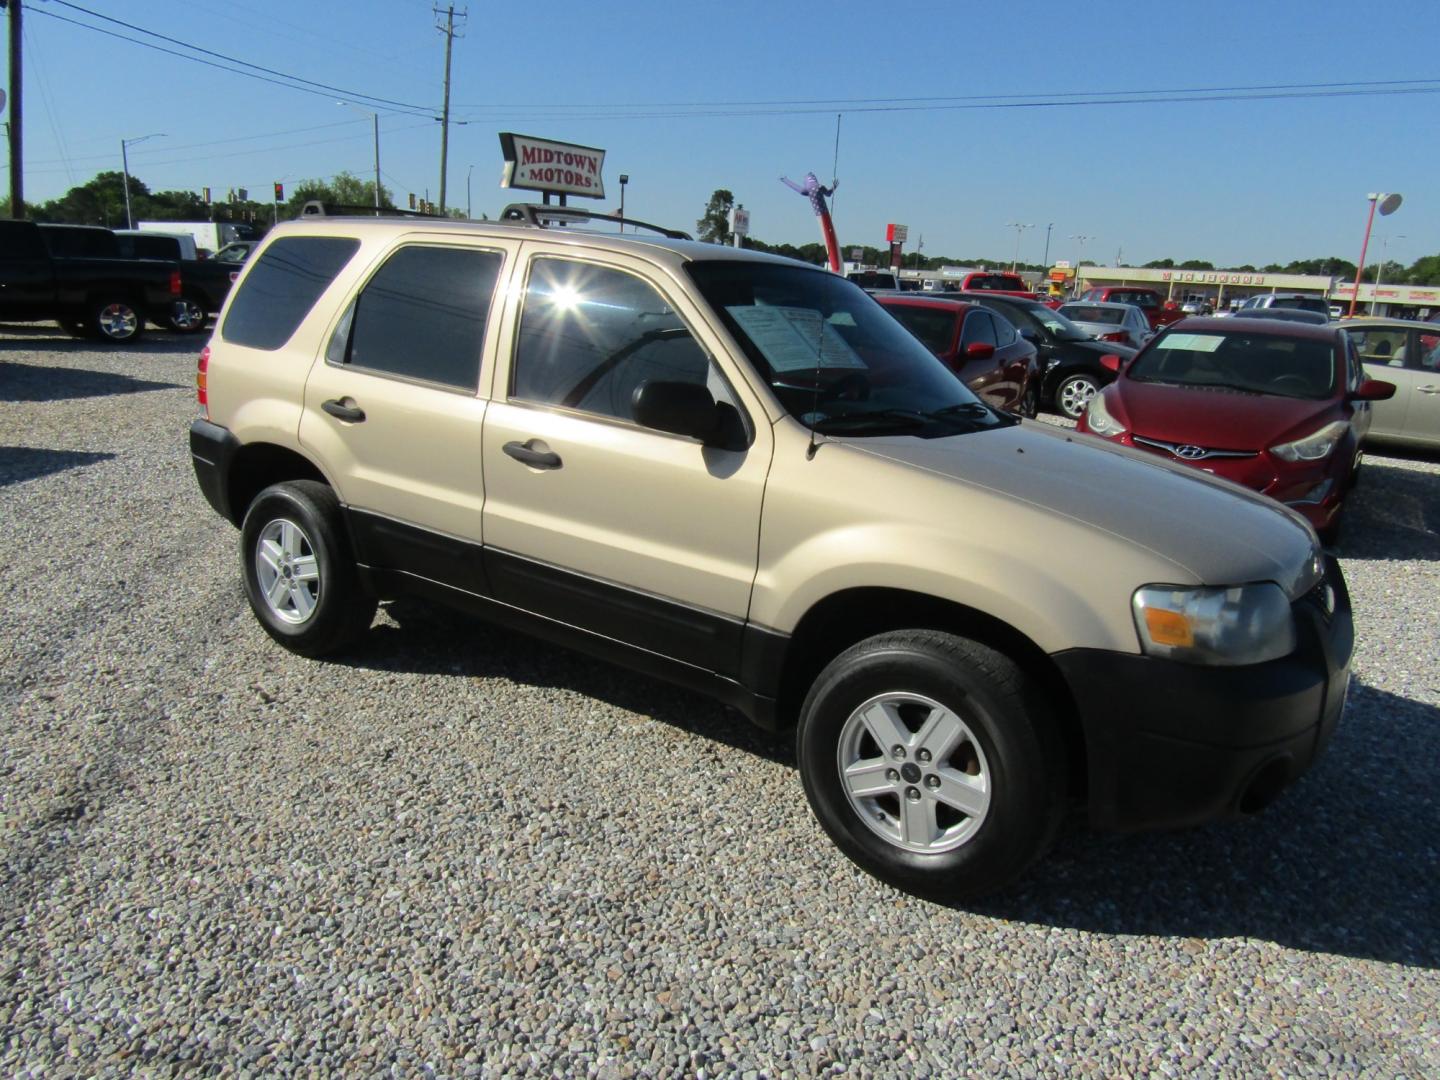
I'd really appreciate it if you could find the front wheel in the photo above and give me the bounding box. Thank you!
[1019,380,1041,419]
[797,630,1065,901]
[240,481,376,657]
[1055,373,1101,421]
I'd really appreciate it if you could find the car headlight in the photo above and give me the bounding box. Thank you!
[1270,421,1348,462]
[1133,583,1296,665]
[1085,392,1127,437]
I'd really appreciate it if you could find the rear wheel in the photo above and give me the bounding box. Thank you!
[1019,381,1041,419]
[240,481,376,657]
[797,630,1065,900]
[167,295,209,333]
[88,297,145,343]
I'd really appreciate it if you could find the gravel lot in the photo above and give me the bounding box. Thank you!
[2,323,1437,1077]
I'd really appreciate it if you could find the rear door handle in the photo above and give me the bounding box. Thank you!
[503,439,562,470]
[321,398,366,422]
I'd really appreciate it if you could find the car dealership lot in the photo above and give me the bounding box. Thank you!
[1,325,1436,1075]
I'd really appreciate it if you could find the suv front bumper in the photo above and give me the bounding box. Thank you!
[1053,557,1353,832]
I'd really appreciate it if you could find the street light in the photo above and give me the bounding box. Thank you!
[1041,223,1054,269]
[1006,222,1034,272]
[1347,192,1402,318]
[1373,234,1405,316]
[466,164,474,219]
[1068,234,1093,296]
[337,101,382,215]
[120,133,165,229]
[618,173,629,232]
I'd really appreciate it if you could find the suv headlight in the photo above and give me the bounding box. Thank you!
[1270,421,1348,462]
[1085,392,1127,437]
[1133,583,1296,665]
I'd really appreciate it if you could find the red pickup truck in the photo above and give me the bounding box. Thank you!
[1074,286,1184,329]
[959,271,1060,308]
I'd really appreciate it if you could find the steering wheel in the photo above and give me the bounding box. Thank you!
[1269,375,1313,394]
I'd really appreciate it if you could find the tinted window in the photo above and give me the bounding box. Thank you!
[1108,290,1157,309]
[39,226,119,258]
[959,310,998,347]
[1061,304,1126,325]
[339,246,501,390]
[967,274,1025,291]
[116,235,180,260]
[513,259,721,425]
[885,305,958,355]
[0,222,48,260]
[222,236,360,350]
[992,312,1018,346]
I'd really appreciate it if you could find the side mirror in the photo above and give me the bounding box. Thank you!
[1100,353,1124,373]
[632,380,748,450]
[965,342,996,361]
[1352,378,1396,402]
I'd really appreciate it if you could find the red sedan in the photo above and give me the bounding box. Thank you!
[875,294,1041,416]
[1076,317,1394,540]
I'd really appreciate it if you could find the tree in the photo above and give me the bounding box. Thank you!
[285,171,395,215]
[1143,258,1175,269]
[1178,259,1215,271]
[696,189,734,245]
[1403,254,1440,285]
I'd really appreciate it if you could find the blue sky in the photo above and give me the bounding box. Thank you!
[7,0,1439,267]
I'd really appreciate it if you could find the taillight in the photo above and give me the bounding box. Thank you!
[197,345,210,417]
[1100,331,1128,342]
[170,270,182,297]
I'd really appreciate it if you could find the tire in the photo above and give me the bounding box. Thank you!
[88,297,145,343]
[1020,381,1041,419]
[1055,373,1101,421]
[166,295,209,334]
[239,481,377,658]
[796,630,1065,901]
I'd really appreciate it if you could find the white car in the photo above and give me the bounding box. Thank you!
[1056,301,1153,350]
[1342,318,1440,449]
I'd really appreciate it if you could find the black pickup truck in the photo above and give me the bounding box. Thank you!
[0,220,181,343]
[114,231,238,333]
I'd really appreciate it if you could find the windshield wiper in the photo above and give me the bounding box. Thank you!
[812,408,932,433]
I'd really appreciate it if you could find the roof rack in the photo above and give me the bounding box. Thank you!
[297,200,445,219]
[499,203,691,241]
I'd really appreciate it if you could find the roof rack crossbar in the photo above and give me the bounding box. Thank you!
[499,203,691,241]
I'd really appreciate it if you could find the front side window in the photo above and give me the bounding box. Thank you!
[512,258,727,425]
[1128,331,1338,400]
[339,245,502,390]
[688,260,1012,439]
[1346,328,1409,367]
[992,312,1018,345]
[223,236,360,351]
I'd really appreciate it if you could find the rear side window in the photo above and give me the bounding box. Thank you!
[887,305,957,355]
[0,223,47,260]
[339,245,503,390]
[222,236,360,350]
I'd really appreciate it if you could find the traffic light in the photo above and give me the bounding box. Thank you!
[237,188,248,201]
[202,187,212,204]
[408,193,417,210]
[274,182,284,202]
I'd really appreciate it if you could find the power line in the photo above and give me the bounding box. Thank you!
[32,1,439,117]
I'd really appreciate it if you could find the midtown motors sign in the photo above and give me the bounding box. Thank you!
[499,133,607,199]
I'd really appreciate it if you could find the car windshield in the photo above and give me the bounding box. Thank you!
[968,274,1024,290]
[1024,304,1091,341]
[1060,304,1126,325]
[1111,291,1157,309]
[1128,330,1337,399]
[687,261,1014,438]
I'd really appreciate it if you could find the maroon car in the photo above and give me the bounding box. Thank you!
[1075,286,1185,330]
[876,294,1041,416]
[1076,317,1394,539]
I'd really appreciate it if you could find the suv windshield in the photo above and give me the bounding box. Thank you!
[967,274,1025,291]
[687,261,1013,437]
[1128,330,1337,400]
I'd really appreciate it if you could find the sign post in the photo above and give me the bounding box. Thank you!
[499,133,607,204]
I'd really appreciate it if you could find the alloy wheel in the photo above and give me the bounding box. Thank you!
[254,518,321,625]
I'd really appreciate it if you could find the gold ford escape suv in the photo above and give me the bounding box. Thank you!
[189,206,1353,899]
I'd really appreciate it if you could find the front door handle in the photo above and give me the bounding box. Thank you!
[503,439,563,469]
[322,398,366,422]
[1417,385,1440,394]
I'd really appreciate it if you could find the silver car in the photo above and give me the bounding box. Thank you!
[1056,301,1152,350]
[1342,318,1440,449]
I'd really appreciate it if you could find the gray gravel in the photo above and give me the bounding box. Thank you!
[1,322,1437,1077]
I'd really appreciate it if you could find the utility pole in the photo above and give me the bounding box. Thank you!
[435,4,466,214]
[5,0,22,219]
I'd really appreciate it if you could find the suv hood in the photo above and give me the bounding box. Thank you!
[846,421,1318,596]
